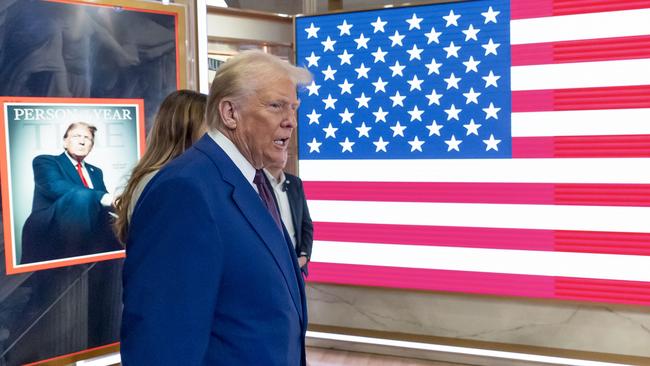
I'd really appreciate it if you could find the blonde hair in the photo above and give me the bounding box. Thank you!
[114,90,207,243]
[206,50,312,131]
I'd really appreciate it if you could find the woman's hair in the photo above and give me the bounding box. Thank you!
[114,89,207,243]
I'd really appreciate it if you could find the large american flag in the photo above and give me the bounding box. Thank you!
[295,0,650,306]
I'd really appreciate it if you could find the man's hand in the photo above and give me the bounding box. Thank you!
[298,256,308,268]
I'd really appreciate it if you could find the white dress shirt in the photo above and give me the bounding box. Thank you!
[208,128,257,191]
[264,170,297,248]
[65,151,94,188]
[208,129,302,252]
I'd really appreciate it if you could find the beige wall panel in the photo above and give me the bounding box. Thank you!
[206,11,292,44]
[307,283,650,360]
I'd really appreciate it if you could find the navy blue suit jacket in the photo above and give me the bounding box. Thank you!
[21,153,119,264]
[121,134,307,365]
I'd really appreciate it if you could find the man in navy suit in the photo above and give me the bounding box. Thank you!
[265,152,314,275]
[21,122,120,264]
[120,51,312,365]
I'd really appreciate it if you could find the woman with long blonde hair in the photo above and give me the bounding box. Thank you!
[114,89,207,242]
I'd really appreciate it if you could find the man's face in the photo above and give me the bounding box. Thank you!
[232,76,298,169]
[63,126,94,161]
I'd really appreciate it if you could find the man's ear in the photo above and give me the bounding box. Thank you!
[219,99,238,130]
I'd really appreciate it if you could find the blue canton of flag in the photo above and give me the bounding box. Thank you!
[296,0,511,159]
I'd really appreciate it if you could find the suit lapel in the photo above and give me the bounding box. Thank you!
[87,165,99,189]
[57,153,84,186]
[57,153,106,192]
[86,163,106,192]
[285,175,310,320]
[194,136,304,322]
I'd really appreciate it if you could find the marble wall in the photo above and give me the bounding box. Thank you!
[306,283,650,358]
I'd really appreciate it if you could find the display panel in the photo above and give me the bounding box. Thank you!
[295,0,650,306]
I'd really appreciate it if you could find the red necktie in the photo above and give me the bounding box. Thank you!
[76,162,89,188]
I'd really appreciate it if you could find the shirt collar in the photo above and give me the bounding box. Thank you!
[207,128,256,187]
[263,169,285,189]
[64,151,85,167]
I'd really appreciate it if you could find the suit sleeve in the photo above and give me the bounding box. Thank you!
[32,155,104,202]
[120,177,223,365]
[296,177,313,259]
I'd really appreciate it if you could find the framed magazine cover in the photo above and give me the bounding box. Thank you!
[1,97,145,274]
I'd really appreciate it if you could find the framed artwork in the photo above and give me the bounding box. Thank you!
[0,0,188,129]
[1,97,145,274]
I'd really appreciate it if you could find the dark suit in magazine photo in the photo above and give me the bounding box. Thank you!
[21,133,121,264]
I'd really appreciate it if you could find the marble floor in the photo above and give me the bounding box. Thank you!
[307,347,470,366]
